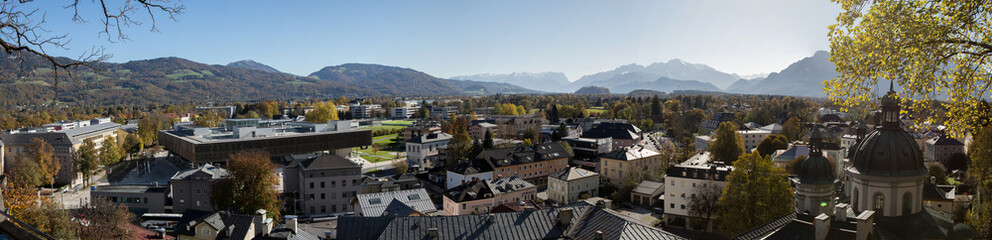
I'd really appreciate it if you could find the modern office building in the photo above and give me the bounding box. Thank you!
[91,185,170,214]
[159,119,371,164]
[390,107,417,119]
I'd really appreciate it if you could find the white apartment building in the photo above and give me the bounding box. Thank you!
[664,152,733,230]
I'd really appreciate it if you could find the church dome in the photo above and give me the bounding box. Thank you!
[798,154,835,185]
[850,129,927,177]
[850,86,927,177]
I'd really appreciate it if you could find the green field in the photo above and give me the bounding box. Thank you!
[382,120,415,126]
[354,146,403,162]
[587,107,608,114]
[166,69,205,79]
[373,133,400,143]
[363,125,406,131]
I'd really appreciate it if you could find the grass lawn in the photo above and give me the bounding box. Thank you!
[382,120,415,126]
[354,146,403,163]
[363,125,406,131]
[373,133,401,144]
[166,69,204,79]
[587,107,608,114]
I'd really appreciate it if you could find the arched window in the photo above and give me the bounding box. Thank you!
[852,188,860,210]
[902,192,913,215]
[874,193,885,215]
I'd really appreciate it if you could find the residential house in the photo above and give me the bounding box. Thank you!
[445,159,495,190]
[479,142,571,186]
[739,129,772,152]
[468,122,498,140]
[547,167,600,205]
[925,134,965,164]
[580,121,642,151]
[631,180,664,206]
[405,133,452,169]
[401,120,441,141]
[354,188,438,217]
[171,164,229,213]
[287,154,362,215]
[664,152,732,229]
[599,146,661,184]
[442,177,537,216]
[173,209,279,240]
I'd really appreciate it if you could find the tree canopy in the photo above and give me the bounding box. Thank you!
[709,122,745,164]
[826,0,992,134]
[756,134,789,157]
[717,153,794,237]
[305,101,339,123]
[211,150,282,219]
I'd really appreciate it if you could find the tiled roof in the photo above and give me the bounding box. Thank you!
[446,159,494,175]
[600,146,659,161]
[444,180,494,202]
[476,142,570,167]
[487,177,535,195]
[300,154,359,171]
[732,212,797,240]
[406,133,452,144]
[581,122,641,140]
[171,164,228,181]
[337,204,685,240]
[174,210,255,240]
[927,135,964,146]
[356,188,437,217]
[550,167,599,181]
[632,181,664,196]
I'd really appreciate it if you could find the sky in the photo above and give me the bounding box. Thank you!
[33,0,842,81]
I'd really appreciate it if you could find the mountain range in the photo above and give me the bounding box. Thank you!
[0,54,539,107]
[0,50,840,107]
[457,51,838,97]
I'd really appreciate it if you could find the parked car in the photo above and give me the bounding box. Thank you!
[653,207,665,214]
[621,202,634,209]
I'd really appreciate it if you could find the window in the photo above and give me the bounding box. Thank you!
[321,182,325,188]
[310,206,315,213]
[310,182,314,189]
[310,194,314,200]
[321,205,326,213]
[321,193,325,199]
[670,203,675,208]
[680,204,685,210]
[202,227,210,236]
[874,193,885,215]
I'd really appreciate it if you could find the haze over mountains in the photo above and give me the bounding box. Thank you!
[0,50,840,107]
[453,50,838,97]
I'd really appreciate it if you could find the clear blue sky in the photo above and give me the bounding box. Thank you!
[35,0,840,80]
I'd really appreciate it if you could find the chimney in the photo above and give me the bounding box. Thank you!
[834,203,849,222]
[855,210,875,240]
[595,230,604,240]
[427,227,439,238]
[559,208,574,225]
[487,214,496,223]
[226,225,235,237]
[286,216,298,234]
[254,209,272,236]
[814,213,830,240]
[930,176,937,184]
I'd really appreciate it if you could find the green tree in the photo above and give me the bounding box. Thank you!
[756,134,789,157]
[826,0,992,134]
[393,160,409,175]
[123,134,144,160]
[75,139,99,186]
[780,117,803,142]
[99,135,123,165]
[305,101,339,123]
[483,130,494,149]
[717,153,794,237]
[970,128,992,201]
[709,122,745,164]
[76,197,138,240]
[24,138,58,188]
[193,110,224,127]
[19,199,74,239]
[926,162,949,185]
[651,95,663,116]
[11,156,45,187]
[137,114,164,145]
[417,106,430,119]
[211,150,282,219]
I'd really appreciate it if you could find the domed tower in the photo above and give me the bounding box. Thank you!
[795,126,837,215]
[845,84,928,217]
